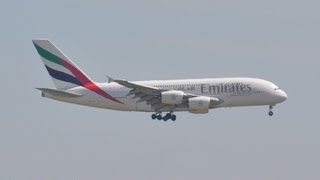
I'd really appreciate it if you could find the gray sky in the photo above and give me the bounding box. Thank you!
[0,0,319,179]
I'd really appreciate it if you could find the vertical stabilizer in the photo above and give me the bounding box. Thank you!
[32,39,93,90]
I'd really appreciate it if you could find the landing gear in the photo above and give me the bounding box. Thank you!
[157,114,162,120]
[151,112,163,120]
[163,113,172,121]
[171,114,176,121]
[151,114,157,120]
[268,111,274,116]
[268,105,274,116]
[151,112,177,121]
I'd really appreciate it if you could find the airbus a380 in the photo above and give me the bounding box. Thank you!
[33,39,287,121]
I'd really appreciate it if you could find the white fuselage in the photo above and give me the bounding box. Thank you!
[42,77,287,113]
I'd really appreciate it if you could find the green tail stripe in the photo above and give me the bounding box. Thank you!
[33,42,63,66]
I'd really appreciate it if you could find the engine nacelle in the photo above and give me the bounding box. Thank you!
[188,96,211,114]
[161,90,184,104]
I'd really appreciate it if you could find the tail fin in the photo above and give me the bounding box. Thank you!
[32,39,94,90]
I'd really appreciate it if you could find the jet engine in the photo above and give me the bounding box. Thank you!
[188,96,211,114]
[161,90,184,104]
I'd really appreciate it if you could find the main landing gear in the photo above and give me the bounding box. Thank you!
[268,105,274,116]
[151,112,176,121]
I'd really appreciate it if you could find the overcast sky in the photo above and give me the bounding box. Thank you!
[0,0,319,179]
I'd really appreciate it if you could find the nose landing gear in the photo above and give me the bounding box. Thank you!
[268,105,274,116]
[151,112,176,121]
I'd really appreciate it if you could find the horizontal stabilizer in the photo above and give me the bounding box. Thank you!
[36,88,83,98]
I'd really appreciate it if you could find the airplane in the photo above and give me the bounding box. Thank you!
[33,39,287,121]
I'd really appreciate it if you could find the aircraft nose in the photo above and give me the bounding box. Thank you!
[278,89,288,102]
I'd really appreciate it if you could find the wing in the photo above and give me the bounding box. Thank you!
[111,79,167,110]
[110,78,223,112]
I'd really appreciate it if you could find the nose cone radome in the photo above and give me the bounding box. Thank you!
[277,89,288,103]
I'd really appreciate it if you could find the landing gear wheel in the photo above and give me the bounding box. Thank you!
[157,115,162,120]
[163,113,170,121]
[171,115,176,121]
[268,111,274,116]
[151,114,157,120]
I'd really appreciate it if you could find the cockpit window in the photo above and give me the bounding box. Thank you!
[274,87,280,91]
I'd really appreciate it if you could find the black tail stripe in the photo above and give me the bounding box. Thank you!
[45,65,83,87]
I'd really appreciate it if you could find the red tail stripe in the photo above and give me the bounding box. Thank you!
[60,58,123,104]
